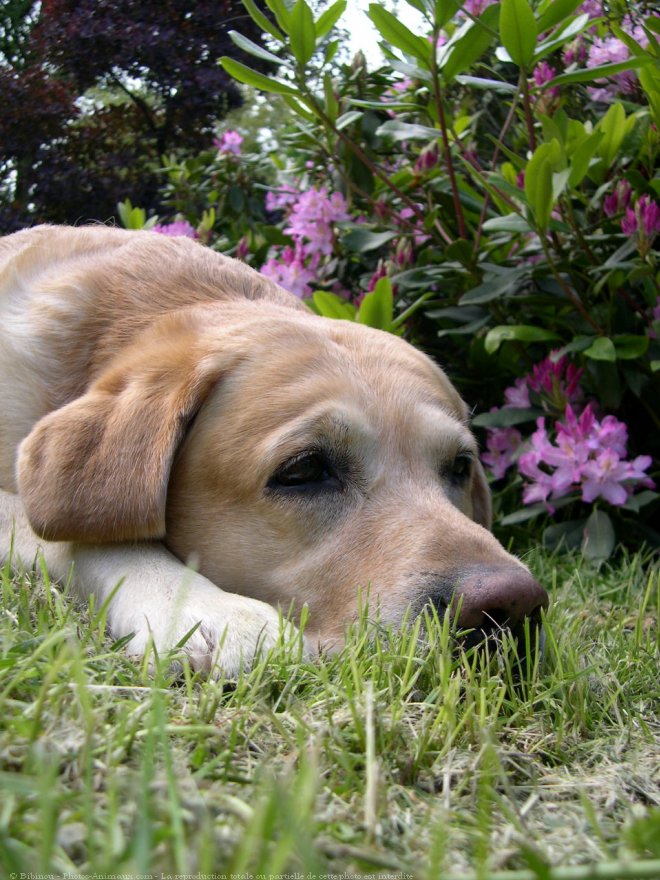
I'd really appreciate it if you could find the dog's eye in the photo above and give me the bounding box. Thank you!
[268,452,341,492]
[451,454,473,481]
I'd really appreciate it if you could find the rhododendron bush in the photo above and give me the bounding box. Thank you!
[123,0,660,558]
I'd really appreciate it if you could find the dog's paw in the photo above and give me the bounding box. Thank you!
[112,582,307,678]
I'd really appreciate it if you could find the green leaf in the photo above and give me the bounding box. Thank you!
[545,56,652,88]
[501,496,575,525]
[567,129,604,187]
[219,57,299,95]
[316,0,347,39]
[543,519,586,552]
[499,0,537,68]
[551,335,594,359]
[357,276,394,330]
[525,140,562,230]
[485,324,560,354]
[459,271,527,305]
[582,510,616,563]
[325,38,340,63]
[324,73,338,121]
[311,291,356,321]
[228,30,284,66]
[638,64,660,128]
[439,4,500,82]
[536,0,583,33]
[280,93,317,122]
[289,0,316,66]
[376,119,440,141]
[596,101,627,168]
[336,110,363,130]
[455,74,516,93]
[482,213,532,233]
[472,407,542,428]
[434,0,462,29]
[621,490,659,514]
[584,337,616,361]
[243,0,286,42]
[613,334,649,359]
[367,4,431,64]
[228,185,245,212]
[264,0,291,32]
[342,228,398,252]
[534,13,589,63]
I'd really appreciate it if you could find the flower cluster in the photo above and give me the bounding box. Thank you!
[482,355,654,508]
[586,14,651,102]
[152,219,197,238]
[482,354,583,479]
[621,194,660,238]
[214,130,243,156]
[261,185,350,298]
[519,406,653,507]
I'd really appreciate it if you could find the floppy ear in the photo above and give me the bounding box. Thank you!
[17,312,233,543]
[471,459,493,529]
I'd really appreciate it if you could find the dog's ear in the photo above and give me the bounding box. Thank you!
[17,312,235,543]
[471,459,493,530]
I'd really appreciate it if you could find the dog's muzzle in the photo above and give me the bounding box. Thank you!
[425,565,549,652]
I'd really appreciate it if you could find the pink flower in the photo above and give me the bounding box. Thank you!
[582,449,635,505]
[504,378,531,409]
[215,130,243,156]
[260,246,316,298]
[284,187,349,256]
[528,354,583,410]
[518,405,654,508]
[367,261,388,292]
[603,180,632,218]
[622,195,660,238]
[414,143,439,174]
[152,220,197,238]
[265,185,300,213]
[579,0,603,17]
[592,414,628,457]
[563,37,588,66]
[533,62,558,98]
[519,444,555,505]
[462,0,496,15]
[235,236,249,261]
[398,205,430,246]
[586,21,649,101]
[482,427,522,480]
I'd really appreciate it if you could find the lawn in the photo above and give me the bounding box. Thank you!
[0,549,659,878]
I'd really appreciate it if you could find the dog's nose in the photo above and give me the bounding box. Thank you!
[430,566,549,646]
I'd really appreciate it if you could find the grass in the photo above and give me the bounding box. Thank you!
[0,548,659,878]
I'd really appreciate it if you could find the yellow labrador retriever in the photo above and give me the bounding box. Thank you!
[0,225,548,674]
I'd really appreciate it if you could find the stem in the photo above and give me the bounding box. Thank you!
[520,70,537,152]
[430,27,467,239]
[473,70,524,252]
[538,234,601,332]
[297,85,454,245]
[562,197,599,266]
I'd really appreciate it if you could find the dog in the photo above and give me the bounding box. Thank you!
[0,225,548,675]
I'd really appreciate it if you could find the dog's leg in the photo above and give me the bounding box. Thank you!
[0,488,304,676]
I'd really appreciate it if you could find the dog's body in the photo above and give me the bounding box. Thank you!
[0,225,547,673]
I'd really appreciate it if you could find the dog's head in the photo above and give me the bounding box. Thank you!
[18,299,548,649]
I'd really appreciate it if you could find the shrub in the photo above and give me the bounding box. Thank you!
[125,0,660,558]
